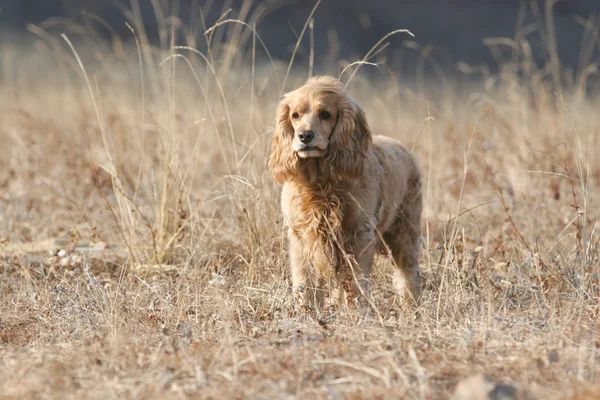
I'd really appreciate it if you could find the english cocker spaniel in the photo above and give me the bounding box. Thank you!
[269,76,422,310]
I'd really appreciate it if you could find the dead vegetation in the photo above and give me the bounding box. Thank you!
[1,2,600,399]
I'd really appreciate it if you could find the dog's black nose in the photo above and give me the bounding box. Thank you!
[298,130,314,144]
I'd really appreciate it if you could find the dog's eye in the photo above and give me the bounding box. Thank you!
[319,110,331,120]
[292,112,300,120]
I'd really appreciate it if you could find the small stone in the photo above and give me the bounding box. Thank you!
[92,241,108,251]
[490,383,517,400]
[57,249,68,258]
[453,374,517,400]
[548,349,559,364]
[177,321,193,345]
[491,262,508,273]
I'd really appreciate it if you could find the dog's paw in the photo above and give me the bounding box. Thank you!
[292,284,316,315]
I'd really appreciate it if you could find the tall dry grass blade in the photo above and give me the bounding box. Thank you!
[62,34,140,262]
[545,0,563,93]
[308,18,314,79]
[280,0,322,97]
[125,22,146,202]
[219,0,252,82]
[165,49,237,170]
[345,29,414,86]
[338,61,380,83]
[202,19,280,88]
[436,124,476,321]
[127,0,161,99]
[558,95,590,284]
[424,104,433,294]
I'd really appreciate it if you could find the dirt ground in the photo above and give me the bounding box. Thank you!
[1,7,600,399]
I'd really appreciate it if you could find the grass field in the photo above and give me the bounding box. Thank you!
[1,4,600,399]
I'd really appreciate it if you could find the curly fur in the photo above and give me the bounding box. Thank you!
[269,76,422,309]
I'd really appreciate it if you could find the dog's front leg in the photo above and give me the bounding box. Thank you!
[333,233,376,308]
[288,230,323,311]
[349,237,376,307]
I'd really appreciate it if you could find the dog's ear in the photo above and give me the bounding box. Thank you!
[268,96,298,184]
[327,98,372,182]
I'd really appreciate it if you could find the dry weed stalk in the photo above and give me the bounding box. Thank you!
[1,1,599,399]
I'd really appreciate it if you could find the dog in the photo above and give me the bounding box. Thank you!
[268,76,422,310]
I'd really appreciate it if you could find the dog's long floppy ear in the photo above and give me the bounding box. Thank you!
[327,97,372,182]
[268,95,298,184]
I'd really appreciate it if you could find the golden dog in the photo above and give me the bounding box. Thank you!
[269,76,422,309]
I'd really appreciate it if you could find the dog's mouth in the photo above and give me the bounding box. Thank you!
[299,146,318,152]
[296,146,325,158]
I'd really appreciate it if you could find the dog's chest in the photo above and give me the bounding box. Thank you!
[290,189,343,233]
[288,188,346,273]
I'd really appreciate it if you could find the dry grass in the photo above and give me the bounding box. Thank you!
[1,4,600,399]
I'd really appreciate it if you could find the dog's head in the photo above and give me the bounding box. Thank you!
[268,76,372,184]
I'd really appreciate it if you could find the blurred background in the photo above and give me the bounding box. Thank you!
[1,0,599,83]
